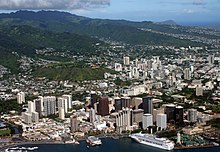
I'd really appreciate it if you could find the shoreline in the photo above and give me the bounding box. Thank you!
[1,136,219,151]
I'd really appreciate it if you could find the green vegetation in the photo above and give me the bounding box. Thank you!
[0,100,22,114]
[0,128,11,136]
[207,118,220,129]
[114,78,132,86]
[33,63,116,81]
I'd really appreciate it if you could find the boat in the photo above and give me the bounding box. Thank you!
[129,133,175,151]
[86,136,102,146]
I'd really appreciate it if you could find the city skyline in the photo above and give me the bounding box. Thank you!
[0,0,220,26]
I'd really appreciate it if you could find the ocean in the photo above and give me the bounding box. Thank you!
[21,138,220,152]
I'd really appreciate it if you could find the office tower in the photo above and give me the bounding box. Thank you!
[165,104,176,123]
[17,92,25,104]
[34,97,43,117]
[28,101,35,114]
[97,97,109,116]
[57,97,68,113]
[187,109,197,123]
[114,97,122,112]
[123,56,130,65]
[208,54,215,65]
[142,96,153,114]
[24,113,32,125]
[131,97,143,110]
[43,96,56,116]
[175,106,184,125]
[196,86,203,96]
[121,97,131,109]
[156,114,167,130]
[153,108,164,122]
[183,68,191,80]
[89,108,96,124]
[70,115,78,133]
[59,108,65,120]
[132,109,144,126]
[62,94,72,110]
[32,112,39,123]
[90,91,97,108]
[113,108,131,133]
[142,114,153,129]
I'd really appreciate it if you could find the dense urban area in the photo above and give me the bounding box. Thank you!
[0,10,220,151]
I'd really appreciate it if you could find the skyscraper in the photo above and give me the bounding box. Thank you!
[28,101,35,114]
[17,92,25,104]
[114,97,122,112]
[59,107,65,120]
[70,115,78,133]
[62,94,72,110]
[142,96,153,114]
[97,97,109,116]
[89,108,96,124]
[90,91,97,108]
[174,106,184,125]
[123,56,130,65]
[34,97,43,117]
[57,97,68,113]
[156,114,167,130]
[183,68,191,80]
[121,97,131,109]
[43,96,56,116]
[187,109,197,123]
[142,114,153,129]
[165,104,176,123]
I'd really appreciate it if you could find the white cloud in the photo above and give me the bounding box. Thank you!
[0,0,110,10]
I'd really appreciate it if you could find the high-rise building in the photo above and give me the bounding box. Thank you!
[196,86,203,96]
[28,101,35,114]
[121,97,131,109]
[132,109,144,126]
[32,112,39,123]
[131,97,142,109]
[34,97,43,117]
[17,92,25,104]
[59,108,65,120]
[123,56,130,65]
[90,91,97,108]
[142,114,153,129]
[43,96,56,116]
[165,104,176,123]
[62,94,72,110]
[208,54,215,65]
[156,114,167,130]
[183,68,191,80]
[142,96,153,114]
[112,108,131,133]
[57,97,68,113]
[89,108,96,124]
[70,115,78,133]
[97,97,109,116]
[24,113,32,125]
[153,108,164,122]
[175,106,184,125]
[114,97,122,112]
[187,109,197,123]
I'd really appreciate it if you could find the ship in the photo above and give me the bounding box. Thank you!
[129,133,175,151]
[86,136,102,146]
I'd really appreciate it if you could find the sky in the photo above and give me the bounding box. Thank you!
[0,0,220,25]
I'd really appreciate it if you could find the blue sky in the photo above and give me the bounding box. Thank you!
[0,0,220,25]
[71,0,220,25]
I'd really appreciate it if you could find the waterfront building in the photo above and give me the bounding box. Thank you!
[132,109,144,126]
[156,114,167,130]
[70,115,78,133]
[142,113,153,129]
[89,108,96,124]
[97,97,109,116]
[165,104,176,123]
[187,109,198,123]
[175,106,184,125]
[142,96,153,114]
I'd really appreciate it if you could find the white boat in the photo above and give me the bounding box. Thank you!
[86,136,102,146]
[129,133,175,151]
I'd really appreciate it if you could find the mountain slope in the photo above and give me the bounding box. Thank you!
[0,10,201,46]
